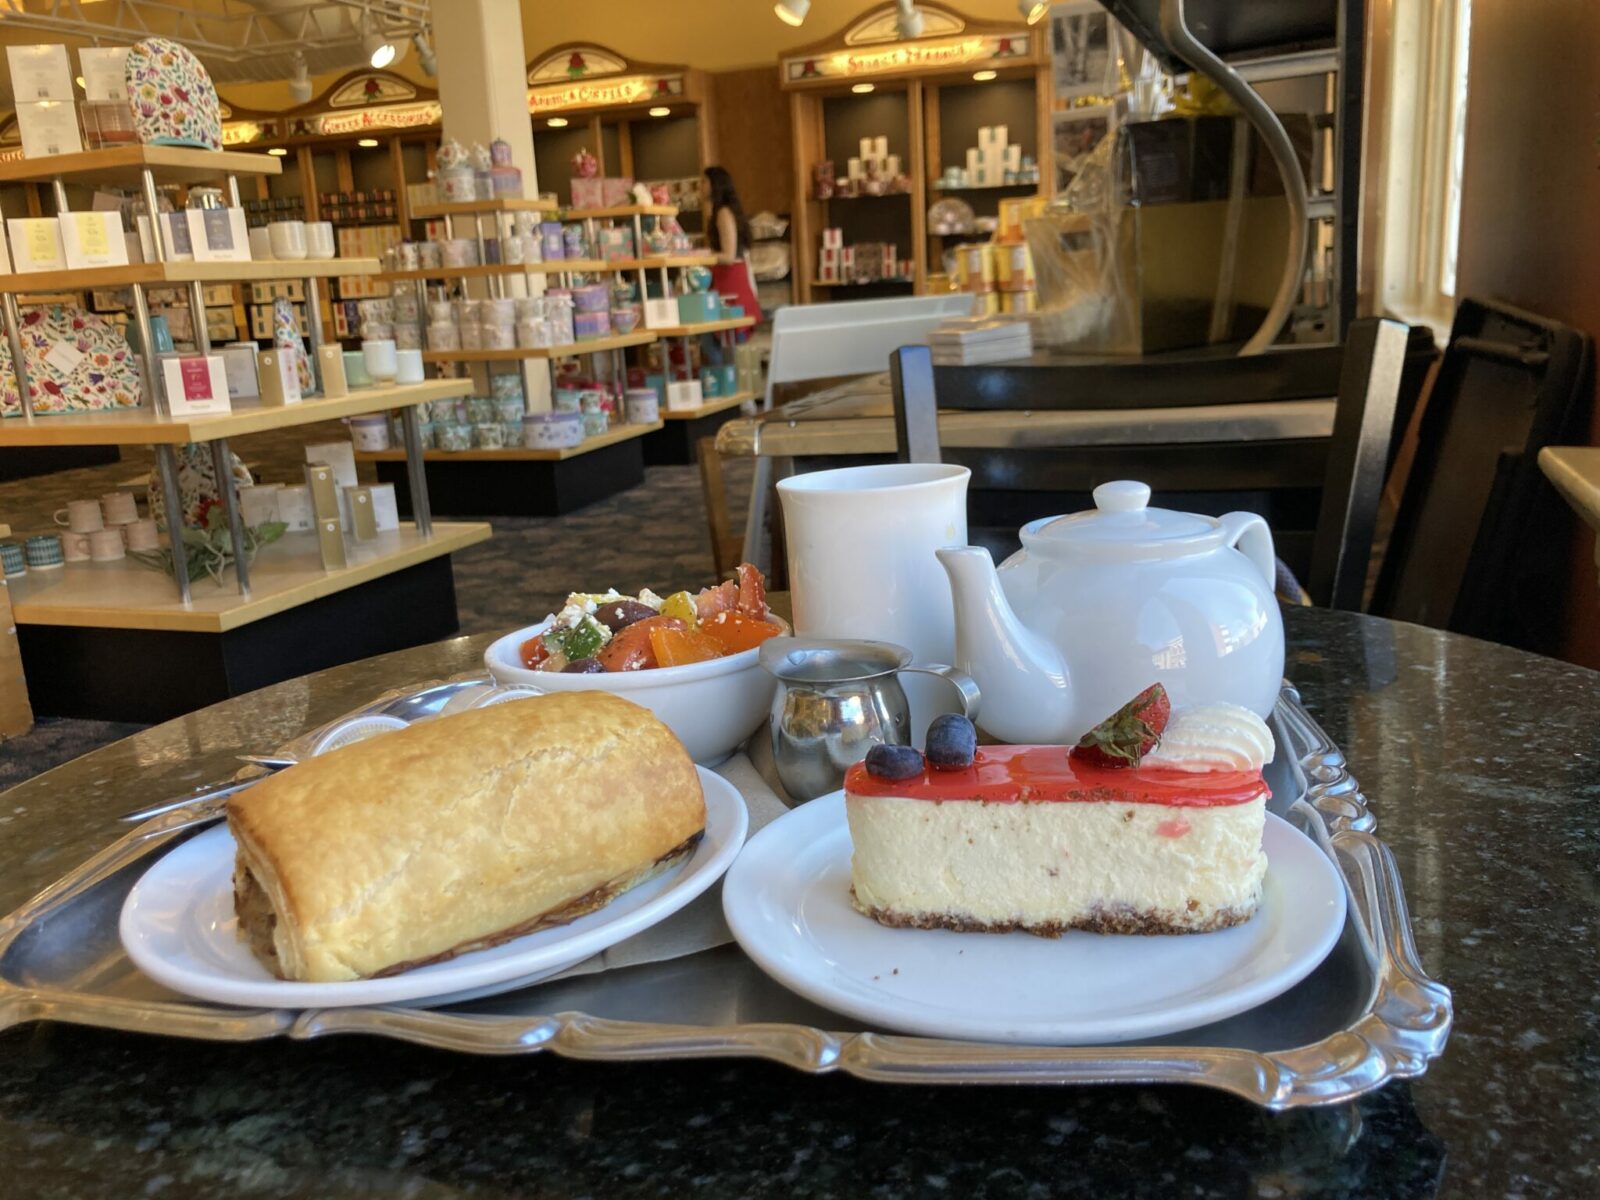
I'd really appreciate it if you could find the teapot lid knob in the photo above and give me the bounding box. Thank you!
[1093,480,1151,514]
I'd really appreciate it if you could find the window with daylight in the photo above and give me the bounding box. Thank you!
[1372,0,1474,331]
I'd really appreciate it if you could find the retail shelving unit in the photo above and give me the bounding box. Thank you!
[357,420,663,517]
[0,146,486,721]
[644,389,757,466]
[372,201,742,502]
[780,3,1047,303]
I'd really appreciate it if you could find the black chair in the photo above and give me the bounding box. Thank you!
[890,316,1411,611]
[1369,297,1594,653]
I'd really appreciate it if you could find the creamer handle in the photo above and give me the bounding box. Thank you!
[903,664,981,721]
[1219,511,1276,588]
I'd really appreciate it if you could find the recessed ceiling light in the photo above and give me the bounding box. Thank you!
[972,70,997,82]
[357,137,380,147]
[649,106,671,117]
[267,147,289,157]
[852,83,875,94]
[547,117,569,128]
[774,0,810,26]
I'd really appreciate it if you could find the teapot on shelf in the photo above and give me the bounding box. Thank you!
[935,481,1285,745]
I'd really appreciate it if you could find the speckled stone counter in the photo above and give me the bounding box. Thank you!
[1,608,1596,1198]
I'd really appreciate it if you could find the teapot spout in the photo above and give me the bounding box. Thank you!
[936,546,1074,744]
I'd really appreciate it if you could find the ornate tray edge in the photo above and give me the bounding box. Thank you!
[0,684,1452,1109]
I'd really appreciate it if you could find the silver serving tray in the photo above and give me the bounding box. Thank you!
[0,682,1451,1109]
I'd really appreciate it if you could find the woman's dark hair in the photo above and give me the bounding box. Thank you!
[704,165,751,256]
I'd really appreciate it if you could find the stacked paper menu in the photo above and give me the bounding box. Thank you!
[928,316,1034,366]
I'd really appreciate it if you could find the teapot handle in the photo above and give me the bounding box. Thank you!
[1219,511,1276,589]
[903,664,981,722]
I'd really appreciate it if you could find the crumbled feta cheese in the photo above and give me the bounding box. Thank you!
[637,588,665,610]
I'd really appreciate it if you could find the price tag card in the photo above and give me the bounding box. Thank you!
[186,207,251,262]
[43,339,86,376]
[6,218,67,273]
[7,46,74,102]
[162,354,232,416]
[78,47,130,103]
[16,100,83,158]
[60,211,130,269]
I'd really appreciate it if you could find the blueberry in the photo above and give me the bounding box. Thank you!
[563,657,606,673]
[864,744,925,781]
[926,713,977,770]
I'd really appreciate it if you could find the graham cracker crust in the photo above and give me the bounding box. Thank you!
[850,887,1257,937]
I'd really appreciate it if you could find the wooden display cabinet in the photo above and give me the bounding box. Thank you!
[781,2,1048,304]
[526,44,717,220]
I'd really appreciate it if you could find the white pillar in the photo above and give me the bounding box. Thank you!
[433,0,550,408]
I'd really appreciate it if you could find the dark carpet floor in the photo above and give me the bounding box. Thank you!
[0,421,754,790]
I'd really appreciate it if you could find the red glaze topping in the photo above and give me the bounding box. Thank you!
[845,744,1268,808]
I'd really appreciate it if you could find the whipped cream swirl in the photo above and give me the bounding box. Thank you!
[1141,702,1275,773]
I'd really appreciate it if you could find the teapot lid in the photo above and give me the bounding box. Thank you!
[1024,481,1223,558]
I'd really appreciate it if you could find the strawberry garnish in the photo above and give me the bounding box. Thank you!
[1070,684,1171,769]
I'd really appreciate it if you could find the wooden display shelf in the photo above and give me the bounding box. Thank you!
[661,390,755,420]
[565,204,678,219]
[356,420,661,463]
[611,254,721,269]
[0,257,379,296]
[376,259,608,281]
[0,145,282,187]
[649,316,757,337]
[0,379,470,447]
[9,521,489,634]
[410,198,561,219]
[421,331,656,363]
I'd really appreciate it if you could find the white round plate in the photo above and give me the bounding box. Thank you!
[121,767,747,1009]
[722,794,1346,1045]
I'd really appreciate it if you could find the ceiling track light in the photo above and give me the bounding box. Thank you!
[774,0,810,27]
[361,8,396,70]
[895,1,924,40]
[412,29,437,77]
[1019,1,1049,25]
[288,51,312,104]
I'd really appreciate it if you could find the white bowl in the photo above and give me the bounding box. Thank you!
[483,615,789,764]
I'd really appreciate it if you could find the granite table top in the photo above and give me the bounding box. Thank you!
[0,607,1595,1198]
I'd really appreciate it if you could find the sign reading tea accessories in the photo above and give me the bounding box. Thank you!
[316,102,442,135]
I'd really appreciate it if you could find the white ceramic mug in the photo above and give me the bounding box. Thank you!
[362,339,398,384]
[88,527,126,562]
[54,499,104,533]
[268,220,307,261]
[777,463,972,742]
[101,491,139,525]
[305,221,336,259]
[62,530,92,562]
[122,517,161,551]
[277,485,315,532]
[247,226,274,261]
[394,348,424,384]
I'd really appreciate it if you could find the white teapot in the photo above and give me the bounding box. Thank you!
[935,481,1284,744]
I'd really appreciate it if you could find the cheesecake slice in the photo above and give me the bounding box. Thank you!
[844,703,1273,936]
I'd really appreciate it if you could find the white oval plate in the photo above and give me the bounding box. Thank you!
[722,793,1346,1045]
[121,767,747,1009]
